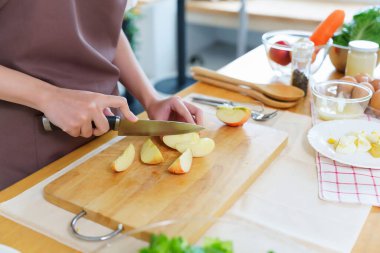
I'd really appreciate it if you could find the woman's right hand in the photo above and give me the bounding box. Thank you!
[40,87,138,138]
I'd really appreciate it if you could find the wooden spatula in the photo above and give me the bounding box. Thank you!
[191,66,304,102]
[193,75,298,109]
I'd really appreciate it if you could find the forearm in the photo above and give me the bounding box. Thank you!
[0,65,57,111]
[114,31,159,109]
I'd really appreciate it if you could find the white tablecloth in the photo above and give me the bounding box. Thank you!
[0,94,371,253]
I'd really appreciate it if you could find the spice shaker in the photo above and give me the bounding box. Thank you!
[291,39,314,95]
[345,40,379,78]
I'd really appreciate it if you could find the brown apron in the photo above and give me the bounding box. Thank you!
[0,0,127,189]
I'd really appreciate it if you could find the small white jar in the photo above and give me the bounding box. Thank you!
[345,40,379,78]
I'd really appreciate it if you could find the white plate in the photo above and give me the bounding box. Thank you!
[0,244,20,253]
[307,119,380,169]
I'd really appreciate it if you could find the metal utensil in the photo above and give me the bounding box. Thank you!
[192,97,264,111]
[191,97,235,107]
[251,110,278,121]
[42,116,204,136]
[192,97,277,122]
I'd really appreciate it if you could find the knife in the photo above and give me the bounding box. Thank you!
[42,116,204,136]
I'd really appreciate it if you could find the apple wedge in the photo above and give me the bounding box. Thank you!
[216,105,251,127]
[162,132,200,149]
[112,144,135,172]
[175,137,215,157]
[370,143,380,158]
[168,148,193,174]
[141,138,164,164]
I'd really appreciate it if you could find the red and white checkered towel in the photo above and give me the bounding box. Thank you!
[311,103,380,206]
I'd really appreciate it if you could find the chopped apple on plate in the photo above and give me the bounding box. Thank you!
[112,144,135,172]
[168,148,193,174]
[370,143,380,158]
[216,105,251,127]
[162,132,200,149]
[175,137,215,157]
[141,138,164,164]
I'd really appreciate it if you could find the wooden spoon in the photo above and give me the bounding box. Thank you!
[191,66,305,102]
[193,75,298,109]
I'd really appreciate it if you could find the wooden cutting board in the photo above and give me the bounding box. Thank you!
[44,114,288,242]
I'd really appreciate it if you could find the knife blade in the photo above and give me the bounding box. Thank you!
[42,116,204,136]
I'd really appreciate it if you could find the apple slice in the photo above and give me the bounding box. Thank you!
[112,144,135,172]
[168,148,193,174]
[216,105,251,127]
[370,143,380,158]
[162,132,200,149]
[175,137,215,157]
[141,138,164,164]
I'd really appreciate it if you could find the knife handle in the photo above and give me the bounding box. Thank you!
[42,116,121,132]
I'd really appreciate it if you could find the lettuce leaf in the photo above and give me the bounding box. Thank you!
[333,7,380,46]
[139,234,233,253]
[203,237,233,253]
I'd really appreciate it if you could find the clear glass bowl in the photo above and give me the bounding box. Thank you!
[262,30,332,76]
[312,80,373,120]
[93,217,311,253]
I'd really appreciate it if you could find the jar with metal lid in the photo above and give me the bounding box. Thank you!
[345,40,379,78]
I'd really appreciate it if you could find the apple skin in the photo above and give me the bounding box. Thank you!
[168,148,193,174]
[216,106,251,127]
[269,40,291,66]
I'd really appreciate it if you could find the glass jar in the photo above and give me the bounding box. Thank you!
[345,40,379,78]
[291,39,314,95]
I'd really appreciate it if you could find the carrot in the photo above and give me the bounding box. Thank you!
[310,10,345,46]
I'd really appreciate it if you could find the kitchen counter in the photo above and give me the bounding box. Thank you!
[186,0,371,31]
[1,45,380,252]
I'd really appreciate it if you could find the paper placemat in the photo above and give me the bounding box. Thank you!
[0,93,371,253]
[311,100,380,206]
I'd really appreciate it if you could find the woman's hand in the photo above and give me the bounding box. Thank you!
[113,33,203,126]
[40,88,138,138]
[146,96,204,125]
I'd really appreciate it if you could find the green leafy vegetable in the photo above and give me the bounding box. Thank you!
[139,234,233,253]
[333,6,380,47]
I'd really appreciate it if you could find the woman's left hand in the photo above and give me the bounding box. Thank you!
[146,96,204,125]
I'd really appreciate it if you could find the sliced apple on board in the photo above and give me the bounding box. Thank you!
[112,144,135,172]
[175,137,215,157]
[162,132,200,149]
[141,138,164,164]
[216,105,251,127]
[168,148,193,174]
